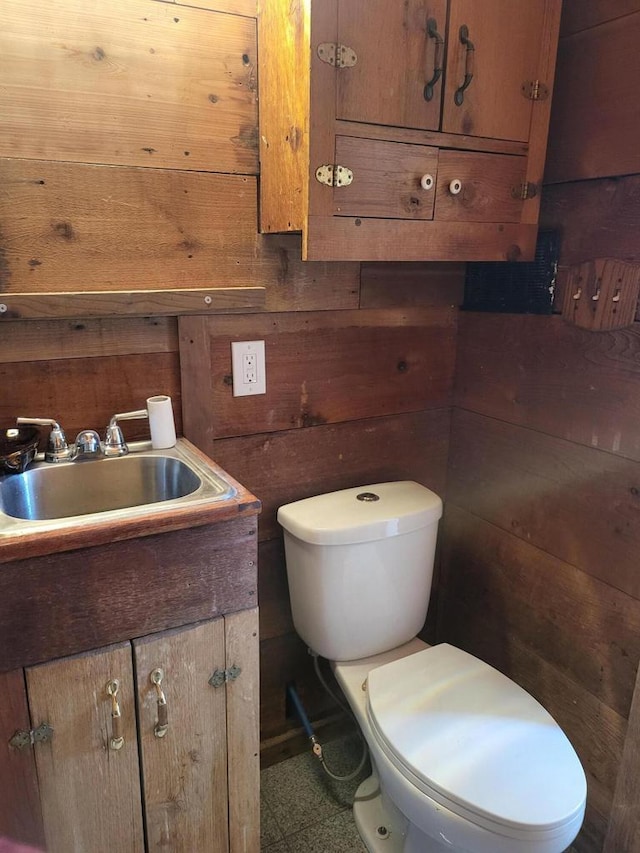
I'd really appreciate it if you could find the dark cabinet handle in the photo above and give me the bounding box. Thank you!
[454,24,475,106]
[424,17,444,102]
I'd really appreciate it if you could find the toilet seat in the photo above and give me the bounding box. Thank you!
[366,644,587,842]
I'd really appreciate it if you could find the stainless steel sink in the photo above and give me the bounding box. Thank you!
[0,440,236,535]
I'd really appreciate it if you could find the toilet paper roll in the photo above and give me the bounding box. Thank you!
[147,395,177,449]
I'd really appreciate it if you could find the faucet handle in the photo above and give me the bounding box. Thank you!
[104,409,148,457]
[16,417,71,463]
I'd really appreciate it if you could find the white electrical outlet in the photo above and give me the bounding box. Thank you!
[231,340,266,396]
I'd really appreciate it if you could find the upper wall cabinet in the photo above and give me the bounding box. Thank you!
[258,0,562,262]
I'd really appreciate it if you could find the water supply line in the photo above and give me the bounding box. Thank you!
[286,653,369,783]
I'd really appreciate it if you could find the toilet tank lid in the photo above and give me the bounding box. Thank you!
[277,481,442,545]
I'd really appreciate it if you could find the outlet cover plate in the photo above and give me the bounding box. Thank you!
[231,340,266,396]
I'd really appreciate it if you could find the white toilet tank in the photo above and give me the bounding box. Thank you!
[277,481,443,661]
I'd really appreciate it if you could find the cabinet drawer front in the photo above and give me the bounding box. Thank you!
[336,0,447,131]
[435,150,526,222]
[334,136,438,220]
[442,0,548,142]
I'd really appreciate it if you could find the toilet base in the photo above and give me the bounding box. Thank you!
[354,773,458,853]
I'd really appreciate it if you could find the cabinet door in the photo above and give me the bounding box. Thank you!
[0,669,45,848]
[26,644,144,853]
[435,150,527,223]
[442,0,548,141]
[334,136,438,220]
[336,0,447,131]
[134,619,229,853]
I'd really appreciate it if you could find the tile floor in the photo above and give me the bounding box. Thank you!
[261,731,370,852]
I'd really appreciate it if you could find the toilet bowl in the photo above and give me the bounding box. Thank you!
[277,482,587,853]
[334,640,586,853]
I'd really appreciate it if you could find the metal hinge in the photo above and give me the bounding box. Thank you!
[511,181,539,201]
[317,43,357,68]
[9,723,54,750]
[521,80,549,101]
[209,665,242,688]
[315,164,354,187]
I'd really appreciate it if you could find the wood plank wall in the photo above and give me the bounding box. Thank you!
[0,0,464,757]
[439,3,640,850]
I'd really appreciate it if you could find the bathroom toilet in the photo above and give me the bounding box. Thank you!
[277,482,586,853]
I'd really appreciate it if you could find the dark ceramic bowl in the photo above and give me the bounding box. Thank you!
[0,427,40,474]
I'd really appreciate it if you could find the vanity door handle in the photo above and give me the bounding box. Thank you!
[150,668,169,738]
[424,17,444,102]
[106,679,125,750]
[454,24,475,106]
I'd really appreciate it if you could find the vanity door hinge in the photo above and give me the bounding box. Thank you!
[9,723,54,750]
[521,79,549,101]
[511,181,539,201]
[209,665,242,688]
[315,164,354,188]
[317,43,357,68]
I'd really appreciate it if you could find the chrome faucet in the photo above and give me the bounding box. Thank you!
[16,417,71,463]
[104,409,148,457]
[73,429,102,459]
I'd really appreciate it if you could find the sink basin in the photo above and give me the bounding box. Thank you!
[0,440,236,535]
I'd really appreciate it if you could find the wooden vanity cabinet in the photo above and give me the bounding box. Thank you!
[258,0,562,261]
[2,611,258,853]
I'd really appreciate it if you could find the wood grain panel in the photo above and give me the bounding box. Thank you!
[0,318,177,363]
[180,309,457,439]
[0,518,257,672]
[541,176,640,265]
[0,287,265,320]
[134,619,229,853]
[0,670,45,848]
[546,14,640,183]
[441,505,640,717]
[448,409,640,599]
[257,0,310,233]
[258,539,294,641]
[256,234,360,312]
[560,0,640,36]
[27,644,144,853]
[0,161,256,294]
[1,0,257,174]
[360,262,465,309]
[454,314,640,462]
[211,409,451,541]
[225,608,260,853]
[0,352,181,444]
[605,662,640,852]
[156,0,256,17]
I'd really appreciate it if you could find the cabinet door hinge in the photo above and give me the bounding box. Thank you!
[209,665,242,688]
[521,80,549,101]
[9,723,54,750]
[511,181,538,201]
[315,164,354,188]
[317,43,357,68]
